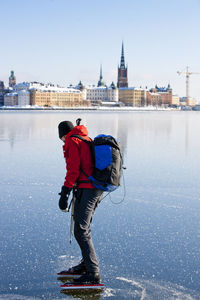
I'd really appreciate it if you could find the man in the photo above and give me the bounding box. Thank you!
[58,119,103,284]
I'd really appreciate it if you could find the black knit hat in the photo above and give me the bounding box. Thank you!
[58,121,74,139]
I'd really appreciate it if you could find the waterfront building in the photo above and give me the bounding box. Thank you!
[79,67,119,104]
[30,86,87,107]
[180,97,187,106]
[172,95,180,106]
[18,90,30,106]
[0,81,5,106]
[146,91,161,106]
[107,82,118,102]
[30,89,87,107]
[4,92,18,106]
[149,84,172,106]
[14,82,89,107]
[185,97,196,106]
[119,87,146,106]
[31,89,85,107]
[76,81,87,100]
[86,83,118,104]
[179,96,197,107]
[179,97,196,107]
[117,42,128,88]
[9,71,16,87]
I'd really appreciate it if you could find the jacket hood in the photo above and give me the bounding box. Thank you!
[66,125,89,138]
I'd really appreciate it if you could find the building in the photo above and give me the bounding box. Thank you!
[180,97,196,107]
[4,92,18,106]
[119,87,146,106]
[9,71,16,87]
[14,82,89,107]
[0,81,5,106]
[146,91,161,106]
[86,83,118,104]
[18,90,30,106]
[76,81,87,100]
[79,67,119,104]
[180,97,187,106]
[117,42,128,88]
[30,89,86,107]
[171,95,180,106]
[187,98,196,106]
[149,84,172,106]
[107,82,118,102]
[29,85,87,107]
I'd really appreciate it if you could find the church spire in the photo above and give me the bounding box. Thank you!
[117,42,128,88]
[97,64,105,87]
[120,42,125,69]
[100,64,103,80]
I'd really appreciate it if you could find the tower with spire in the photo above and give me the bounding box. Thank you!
[117,42,128,88]
[9,70,16,87]
[97,65,105,87]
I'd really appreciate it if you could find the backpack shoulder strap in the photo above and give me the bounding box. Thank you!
[70,134,94,180]
[70,134,92,144]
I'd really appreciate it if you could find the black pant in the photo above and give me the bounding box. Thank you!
[74,188,103,273]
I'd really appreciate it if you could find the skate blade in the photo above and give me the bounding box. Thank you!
[57,272,82,279]
[60,283,104,290]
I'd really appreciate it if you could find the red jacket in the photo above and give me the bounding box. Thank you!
[63,125,94,189]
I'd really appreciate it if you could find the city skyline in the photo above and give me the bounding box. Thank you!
[1,0,200,100]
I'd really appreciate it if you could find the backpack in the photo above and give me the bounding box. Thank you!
[71,134,123,192]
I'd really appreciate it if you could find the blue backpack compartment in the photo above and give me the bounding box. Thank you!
[71,134,122,192]
[89,135,122,192]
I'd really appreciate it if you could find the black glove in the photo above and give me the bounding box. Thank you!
[58,186,72,212]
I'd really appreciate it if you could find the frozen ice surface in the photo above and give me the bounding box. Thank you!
[0,111,200,299]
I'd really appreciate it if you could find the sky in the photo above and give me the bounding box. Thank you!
[1,0,200,100]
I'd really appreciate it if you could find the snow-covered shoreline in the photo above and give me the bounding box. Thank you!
[0,106,179,112]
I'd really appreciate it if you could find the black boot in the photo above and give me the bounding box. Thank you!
[73,272,101,284]
[68,260,86,274]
